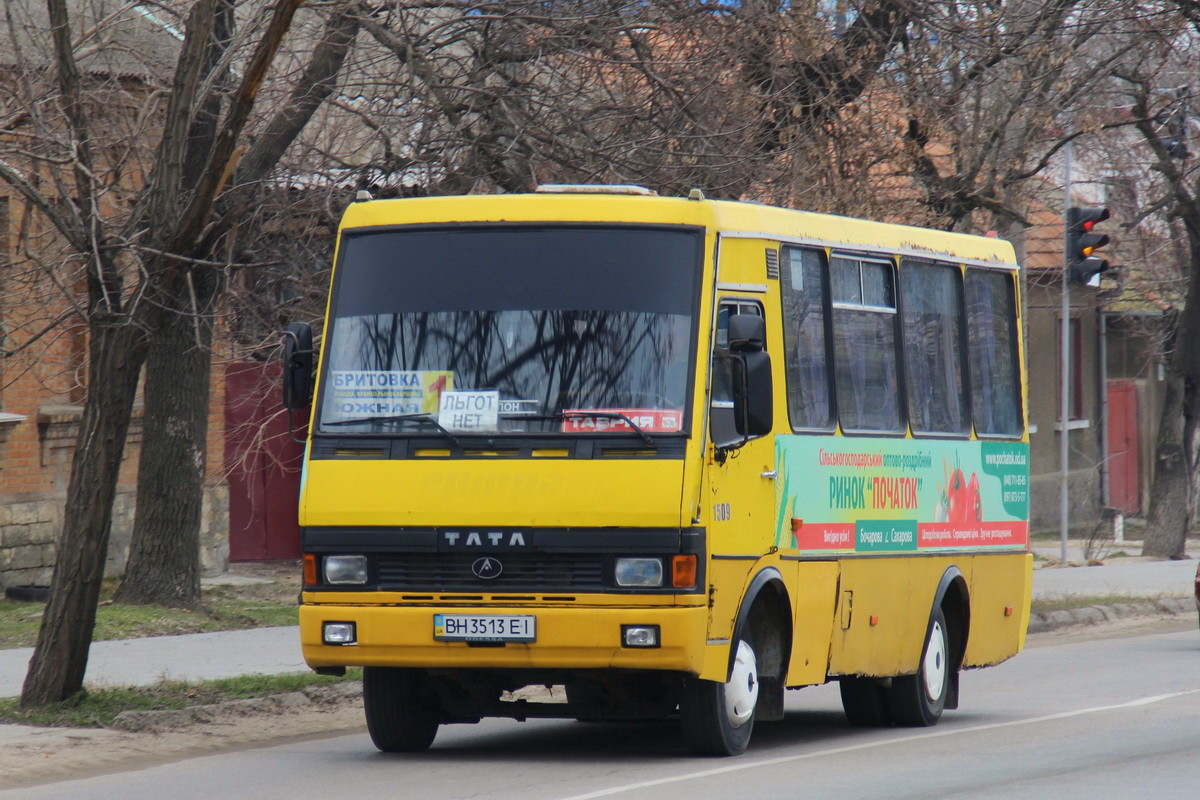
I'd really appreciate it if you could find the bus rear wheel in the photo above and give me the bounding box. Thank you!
[681,637,759,756]
[363,667,441,752]
[839,677,891,726]
[888,607,950,726]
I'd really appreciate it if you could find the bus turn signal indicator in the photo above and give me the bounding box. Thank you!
[672,555,697,589]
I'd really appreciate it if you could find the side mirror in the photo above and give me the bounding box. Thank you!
[727,314,766,352]
[731,350,772,438]
[282,322,315,410]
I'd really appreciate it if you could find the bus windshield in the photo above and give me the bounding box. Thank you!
[317,226,701,436]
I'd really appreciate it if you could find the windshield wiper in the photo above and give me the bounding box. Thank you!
[505,411,657,449]
[323,412,461,447]
[327,410,657,450]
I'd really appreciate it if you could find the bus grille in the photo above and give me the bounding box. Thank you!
[375,553,606,591]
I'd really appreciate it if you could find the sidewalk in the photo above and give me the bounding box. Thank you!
[1,548,1196,699]
[1031,557,1197,599]
[0,627,304,699]
[1029,538,1197,598]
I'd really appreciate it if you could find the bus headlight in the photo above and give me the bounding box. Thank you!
[323,555,368,585]
[622,625,660,648]
[615,557,663,587]
[323,622,357,645]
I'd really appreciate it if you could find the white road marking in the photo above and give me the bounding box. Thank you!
[557,689,1200,800]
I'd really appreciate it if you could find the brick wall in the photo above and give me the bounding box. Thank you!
[0,401,231,592]
[0,192,230,592]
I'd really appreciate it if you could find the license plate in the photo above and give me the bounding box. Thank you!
[433,614,535,642]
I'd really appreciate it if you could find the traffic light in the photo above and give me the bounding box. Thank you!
[1066,206,1110,286]
[1154,87,1190,159]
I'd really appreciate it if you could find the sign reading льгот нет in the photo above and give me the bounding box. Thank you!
[438,390,499,432]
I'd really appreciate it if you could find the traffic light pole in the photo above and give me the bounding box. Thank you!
[1060,142,1072,564]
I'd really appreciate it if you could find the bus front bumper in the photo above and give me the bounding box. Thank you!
[300,603,710,674]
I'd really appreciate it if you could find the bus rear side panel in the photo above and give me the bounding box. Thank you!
[963,551,1033,667]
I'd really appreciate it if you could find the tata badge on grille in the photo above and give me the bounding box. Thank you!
[471,556,503,580]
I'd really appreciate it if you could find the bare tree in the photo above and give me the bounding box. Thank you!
[341,1,914,199]
[0,0,318,706]
[115,3,361,609]
[883,1,1152,236]
[1115,28,1200,557]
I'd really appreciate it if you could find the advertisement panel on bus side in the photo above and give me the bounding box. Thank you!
[774,436,1030,555]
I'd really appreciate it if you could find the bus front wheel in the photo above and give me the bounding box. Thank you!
[681,637,759,756]
[888,607,950,726]
[363,667,441,752]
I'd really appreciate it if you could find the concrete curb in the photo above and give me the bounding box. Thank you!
[1027,597,1196,634]
[110,681,362,733]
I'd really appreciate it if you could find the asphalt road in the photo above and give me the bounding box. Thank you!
[4,624,1199,800]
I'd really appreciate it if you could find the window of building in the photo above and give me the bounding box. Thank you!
[779,247,833,430]
[830,254,903,432]
[1057,317,1085,421]
[899,259,969,435]
[965,268,1023,437]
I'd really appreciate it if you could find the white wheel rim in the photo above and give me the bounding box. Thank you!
[724,640,759,728]
[923,620,947,702]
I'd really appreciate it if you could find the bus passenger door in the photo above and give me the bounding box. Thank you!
[704,299,778,641]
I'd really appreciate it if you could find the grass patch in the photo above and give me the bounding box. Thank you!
[0,583,297,650]
[1030,594,1179,613]
[0,669,361,728]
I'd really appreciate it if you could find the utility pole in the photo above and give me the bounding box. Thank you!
[1060,142,1072,565]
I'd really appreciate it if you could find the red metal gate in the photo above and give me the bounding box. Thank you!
[225,362,306,560]
[1106,380,1141,515]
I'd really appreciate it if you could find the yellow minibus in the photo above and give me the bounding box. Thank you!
[285,185,1032,756]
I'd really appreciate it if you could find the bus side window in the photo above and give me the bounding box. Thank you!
[899,259,969,435]
[780,247,834,430]
[830,255,904,433]
[965,269,1023,436]
[711,300,763,448]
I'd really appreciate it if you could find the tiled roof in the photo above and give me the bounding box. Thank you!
[1103,278,1181,315]
[0,0,181,81]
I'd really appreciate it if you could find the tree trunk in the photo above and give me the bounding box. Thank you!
[20,317,146,706]
[114,275,217,608]
[114,7,359,607]
[1143,242,1200,558]
[1142,374,1196,558]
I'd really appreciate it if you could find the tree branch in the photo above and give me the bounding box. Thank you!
[138,0,220,232]
[46,0,115,309]
[173,0,303,250]
[1117,71,1200,233]
[236,5,362,188]
[0,159,86,251]
[0,309,78,358]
